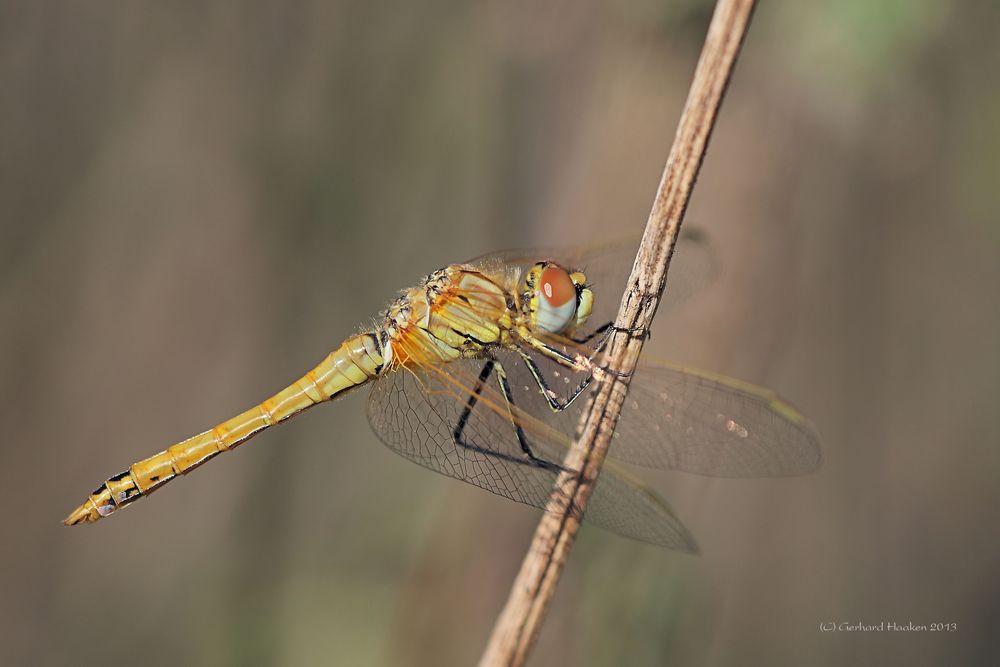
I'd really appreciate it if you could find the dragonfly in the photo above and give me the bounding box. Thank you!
[63,236,822,551]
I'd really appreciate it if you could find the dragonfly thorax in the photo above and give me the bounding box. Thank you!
[378,265,518,369]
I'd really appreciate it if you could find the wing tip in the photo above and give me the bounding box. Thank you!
[675,532,701,554]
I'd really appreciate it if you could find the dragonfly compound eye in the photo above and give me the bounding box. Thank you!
[535,265,578,333]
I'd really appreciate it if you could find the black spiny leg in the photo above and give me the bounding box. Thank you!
[520,352,593,412]
[452,359,567,474]
[521,322,647,413]
[494,362,568,473]
[569,321,613,345]
[569,321,649,346]
[452,359,495,447]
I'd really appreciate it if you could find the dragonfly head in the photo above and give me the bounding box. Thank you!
[522,261,593,335]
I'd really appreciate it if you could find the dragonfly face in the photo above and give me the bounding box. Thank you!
[65,239,821,552]
[519,262,593,336]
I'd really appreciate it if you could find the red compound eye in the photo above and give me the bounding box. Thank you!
[540,266,575,307]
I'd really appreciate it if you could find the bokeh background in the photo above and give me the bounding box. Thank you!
[2,1,998,665]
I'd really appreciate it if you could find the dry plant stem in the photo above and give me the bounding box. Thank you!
[477,1,758,665]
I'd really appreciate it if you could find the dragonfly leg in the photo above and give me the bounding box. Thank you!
[451,360,568,474]
[569,321,613,345]
[570,321,649,346]
[452,359,495,448]
[572,322,647,379]
[494,361,569,473]
[520,332,635,380]
[519,352,593,412]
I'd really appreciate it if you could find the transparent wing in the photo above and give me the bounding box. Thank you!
[465,228,716,341]
[499,348,823,478]
[366,359,698,550]
[612,362,823,476]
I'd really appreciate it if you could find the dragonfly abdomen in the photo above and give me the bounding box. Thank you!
[63,332,385,525]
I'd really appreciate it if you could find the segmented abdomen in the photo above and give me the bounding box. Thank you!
[63,332,385,525]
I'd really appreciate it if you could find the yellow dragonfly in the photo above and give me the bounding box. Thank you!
[63,238,821,551]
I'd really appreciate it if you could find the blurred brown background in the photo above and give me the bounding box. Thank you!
[2,1,998,665]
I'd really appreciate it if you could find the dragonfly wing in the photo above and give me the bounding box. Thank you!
[366,359,697,550]
[584,457,698,551]
[366,360,565,509]
[611,362,824,477]
[496,343,822,477]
